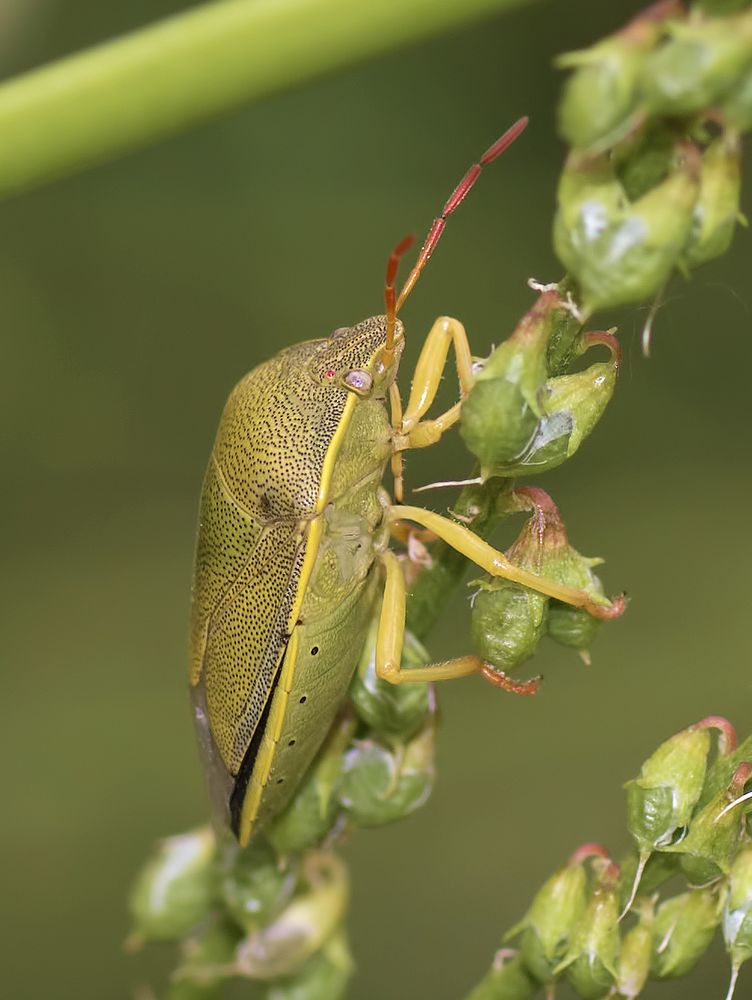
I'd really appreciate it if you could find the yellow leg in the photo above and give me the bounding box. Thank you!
[389,382,406,502]
[389,505,625,620]
[389,523,437,546]
[376,550,541,694]
[402,316,474,432]
[390,316,475,499]
[403,400,464,449]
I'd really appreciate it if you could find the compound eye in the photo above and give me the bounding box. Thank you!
[344,369,372,395]
[329,327,349,340]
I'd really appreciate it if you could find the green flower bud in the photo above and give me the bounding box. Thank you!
[338,720,435,827]
[651,885,725,978]
[722,64,752,129]
[267,714,354,856]
[680,134,743,270]
[549,333,620,455]
[472,486,621,676]
[615,898,655,1000]
[171,918,242,999]
[349,617,431,742]
[220,839,298,933]
[265,930,353,1000]
[128,827,217,945]
[554,147,699,312]
[508,844,603,985]
[460,292,559,477]
[235,852,348,980]
[502,332,619,478]
[640,12,752,116]
[505,486,621,619]
[615,121,676,202]
[665,763,751,886]
[460,290,619,480]
[558,43,645,153]
[557,4,670,153]
[626,719,713,854]
[470,577,548,672]
[699,726,749,809]
[546,602,601,659]
[623,718,715,913]
[723,845,752,999]
[555,859,621,999]
[463,950,538,1000]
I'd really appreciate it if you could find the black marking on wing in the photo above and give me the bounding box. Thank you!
[229,653,284,837]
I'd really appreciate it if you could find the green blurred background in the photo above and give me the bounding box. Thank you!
[1,1,751,997]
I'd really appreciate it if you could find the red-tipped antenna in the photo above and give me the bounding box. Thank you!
[395,116,529,313]
[383,232,416,366]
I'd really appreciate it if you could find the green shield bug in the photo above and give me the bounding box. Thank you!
[189,118,620,847]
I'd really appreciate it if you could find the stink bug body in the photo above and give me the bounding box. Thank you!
[189,119,618,846]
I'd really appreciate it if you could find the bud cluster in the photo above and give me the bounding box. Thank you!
[422,285,621,689]
[554,1,748,319]
[127,628,438,999]
[460,289,620,481]
[467,717,752,999]
[469,485,623,678]
[407,285,623,660]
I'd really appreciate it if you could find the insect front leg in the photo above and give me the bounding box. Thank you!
[401,314,475,433]
[390,316,475,501]
[375,549,540,694]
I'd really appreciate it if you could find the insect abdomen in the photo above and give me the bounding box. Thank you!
[234,567,380,841]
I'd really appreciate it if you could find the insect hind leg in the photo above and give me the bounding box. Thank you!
[375,549,539,694]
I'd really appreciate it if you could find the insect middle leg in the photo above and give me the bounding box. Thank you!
[390,315,474,500]
[376,550,540,694]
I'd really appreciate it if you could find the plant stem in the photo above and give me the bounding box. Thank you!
[0,0,537,199]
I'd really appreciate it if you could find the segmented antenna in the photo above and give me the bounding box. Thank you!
[384,232,416,361]
[395,116,529,314]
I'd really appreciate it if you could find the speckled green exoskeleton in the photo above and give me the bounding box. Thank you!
[189,119,616,846]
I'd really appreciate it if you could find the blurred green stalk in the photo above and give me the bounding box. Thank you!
[0,0,537,199]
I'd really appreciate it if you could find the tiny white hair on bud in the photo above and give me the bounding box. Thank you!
[725,964,740,1000]
[640,283,668,358]
[413,477,482,493]
[619,851,648,923]
[714,789,752,823]
[563,291,583,322]
[527,277,558,293]
[657,912,681,955]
